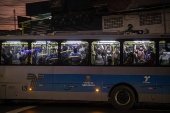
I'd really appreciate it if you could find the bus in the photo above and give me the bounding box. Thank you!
[0,33,170,110]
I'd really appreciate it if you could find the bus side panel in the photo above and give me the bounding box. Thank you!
[102,75,163,103]
[52,74,102,101]
[102,75,144,101]
[156,76,170,103]
[6,84,28,99]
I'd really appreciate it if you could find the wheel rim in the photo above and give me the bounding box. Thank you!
[115,90,130,105]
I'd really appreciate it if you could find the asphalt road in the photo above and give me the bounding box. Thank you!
[0,101,170,113]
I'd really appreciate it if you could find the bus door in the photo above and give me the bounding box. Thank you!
[52,74,102,101]
[141,75,162,103]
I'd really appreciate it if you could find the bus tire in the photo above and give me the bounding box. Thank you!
[110,85,135,110]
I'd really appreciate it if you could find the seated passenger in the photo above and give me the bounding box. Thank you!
[70,48,81,56]
[69,48,82,65]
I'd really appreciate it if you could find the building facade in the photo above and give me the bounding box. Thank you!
[102,9,170,34]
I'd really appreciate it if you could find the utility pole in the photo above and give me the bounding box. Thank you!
[13,9,16,34]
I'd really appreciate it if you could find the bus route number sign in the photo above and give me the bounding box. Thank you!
[22,86,28,91]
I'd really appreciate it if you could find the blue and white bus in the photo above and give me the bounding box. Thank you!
[0,33,170,109]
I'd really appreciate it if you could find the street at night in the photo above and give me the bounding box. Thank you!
[0,101,170,113]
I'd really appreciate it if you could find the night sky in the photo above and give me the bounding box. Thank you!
[0,0,169,30]
[0,0,48,30]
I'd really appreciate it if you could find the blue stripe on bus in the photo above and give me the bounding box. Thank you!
[34,74,170,94]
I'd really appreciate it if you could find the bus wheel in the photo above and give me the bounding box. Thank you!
[110,85,135,110]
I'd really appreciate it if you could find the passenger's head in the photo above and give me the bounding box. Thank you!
[139,45,144,51]
[73,48,78,53]
[97,48,101,54]
[129,52,133,57]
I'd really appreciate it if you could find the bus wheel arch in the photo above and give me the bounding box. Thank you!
[109,83,138,109]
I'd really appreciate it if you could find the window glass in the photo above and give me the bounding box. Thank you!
[91,41,120,65]
[61,41,89,65]
[159,41,170,66]
[31,41,58,65]
[123,41,156,66]
[1,41,28,65]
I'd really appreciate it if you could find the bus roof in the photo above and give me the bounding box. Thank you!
[0,33,170,40]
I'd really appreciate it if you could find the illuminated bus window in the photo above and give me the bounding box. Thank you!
[91,41,120,66]
[159,41,170,66]
[123,41,156,66]
[61,41,89,66]
[31,41,58,65]
[1,41,28,65]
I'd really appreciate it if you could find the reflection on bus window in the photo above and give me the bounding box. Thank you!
[123,41,156,66]
[61,41,89,65]
[1,41,28,65]
[159,41,170,66]
[31,41,58,65]
[91,41,120,66]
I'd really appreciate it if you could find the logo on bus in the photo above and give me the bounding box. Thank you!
[82,75,95,86]
[143,76,150,83]
[86,76,91,82]
[27,73,44,91]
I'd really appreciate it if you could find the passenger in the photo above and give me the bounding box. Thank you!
[69,48,82,65]
[145,52,155,65]
[1,47,8,64]
[95,48,104,65]
[106,45,113,65]
[159,52,170,65]
[113,48,120,65]
[134,44,147,64]
[124,52,133,65]
[70,48,81,56]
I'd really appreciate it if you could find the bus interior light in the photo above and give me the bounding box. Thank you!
[99,41,116,43]
[66,41,82,44]
[133,41,151,43]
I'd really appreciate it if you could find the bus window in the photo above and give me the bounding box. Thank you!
[159,41,170,66]
[91,41,120,66]
[31,41,58,65]
[1,41,28,65]
[61,41,89,66]
[124,41,156,66]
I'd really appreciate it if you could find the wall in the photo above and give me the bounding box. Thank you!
[102,9,170,34]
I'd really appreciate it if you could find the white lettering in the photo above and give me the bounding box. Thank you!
[82,82,95,86]
[143,76,150,83]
